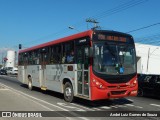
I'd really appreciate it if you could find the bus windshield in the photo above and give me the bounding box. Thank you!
[93,42,136,75]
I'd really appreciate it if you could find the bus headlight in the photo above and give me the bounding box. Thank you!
[130,79,137,87]
[93,79,106,89]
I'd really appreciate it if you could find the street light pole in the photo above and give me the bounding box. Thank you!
[68,26,80,32]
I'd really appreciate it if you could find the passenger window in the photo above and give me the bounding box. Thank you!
[50,45,61,64]
[62,41,74,64]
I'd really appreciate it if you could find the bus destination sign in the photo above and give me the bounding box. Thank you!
[98,34,127,42]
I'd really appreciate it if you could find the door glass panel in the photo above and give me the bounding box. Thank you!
[78,71,82,94]
[84,47,89,70]
[77,48,83,70]
[76,46,89,97]
[84,71,89,95]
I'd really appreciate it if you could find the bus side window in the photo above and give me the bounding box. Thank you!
[32,50,39,65]
[62,41,74,64]
[23,52,28,65]
[28,51,33,65]
[18,53,23,65]
[50,44,61,64]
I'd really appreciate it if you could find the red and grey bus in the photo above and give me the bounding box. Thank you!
[18,30,138,102]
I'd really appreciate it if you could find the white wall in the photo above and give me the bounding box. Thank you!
[135,43,160,75]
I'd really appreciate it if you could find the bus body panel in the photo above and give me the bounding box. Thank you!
[27,65,40,87]
[18,64,78,96]
[89,66,138,100]
[18,66,27,84]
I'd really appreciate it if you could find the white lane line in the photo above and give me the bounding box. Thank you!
[23,95,54,111]
[70,103,95,111]
[125,104,143,109]
[92,108,101,111]
[100,106,111,109]
[111,106,118,108]
[0,83,89,120]
[127,99,134,102]
[116,105,127,108]
[135,106,143,109]
[0,89,9,90]
[125,104,134,107]
[150,104,160,107]
[57,102,86,111]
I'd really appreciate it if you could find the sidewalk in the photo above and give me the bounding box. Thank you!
[0,84,72,120]
[0,84,48,111]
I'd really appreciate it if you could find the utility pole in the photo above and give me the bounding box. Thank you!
[86,18,100,30]
[146,47,159,73]
[146,48,150,73]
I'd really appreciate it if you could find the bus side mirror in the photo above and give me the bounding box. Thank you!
[89,47,93,57]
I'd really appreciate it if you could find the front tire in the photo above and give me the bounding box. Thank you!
[64,82,74,102]
[28,77,33,90]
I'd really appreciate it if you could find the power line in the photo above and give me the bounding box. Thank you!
[127,22,160,33]
[16,0,149,47]
[73,0,148,30]
[92,0,148,20]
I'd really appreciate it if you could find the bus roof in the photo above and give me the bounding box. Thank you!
[19,30,133,53]
[19,30,93,53]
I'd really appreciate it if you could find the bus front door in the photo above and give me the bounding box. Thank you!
[76,46,90,98]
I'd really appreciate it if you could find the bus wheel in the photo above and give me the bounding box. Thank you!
[137,88,143,97]
[64,82,74,102]
[28,77,33,90]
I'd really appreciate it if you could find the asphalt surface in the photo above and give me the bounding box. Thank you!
[0,75,160,120]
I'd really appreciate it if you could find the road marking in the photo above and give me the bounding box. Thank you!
[150,104,160,107]
[111,105,118,108]
[127,99,134,102]
[58,103,86,111]
[0,89,9,90]
[20,94,54,111]
[135,106,143,109]
[125,104,134,107]
[100,106,111,109]
[125,104,143,109]
[0,83,89,120]
[116,105,127,108]
[92,108,101,111]
[0,83,69,111]
[70,103,95,111]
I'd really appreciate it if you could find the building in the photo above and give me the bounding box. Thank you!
[135,43,160,75]
[5,50,16,68]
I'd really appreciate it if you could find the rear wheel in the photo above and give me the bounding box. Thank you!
[28,77,33,90]
[137,88,143,97]
[64,82,74,102]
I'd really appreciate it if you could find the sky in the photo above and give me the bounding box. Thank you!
[0,0,160,61]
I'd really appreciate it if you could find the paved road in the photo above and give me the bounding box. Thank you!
[0,75,160,120]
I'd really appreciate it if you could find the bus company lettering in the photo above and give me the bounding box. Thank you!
[79,39,86,43]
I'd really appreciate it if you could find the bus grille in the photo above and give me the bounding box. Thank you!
[111,90,126,95]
